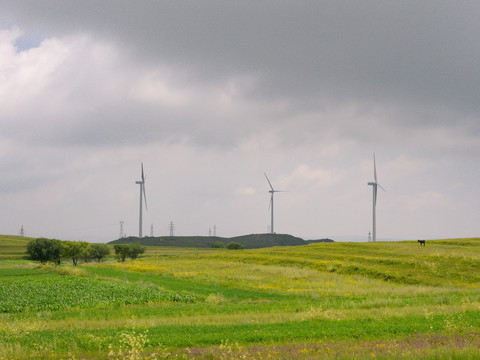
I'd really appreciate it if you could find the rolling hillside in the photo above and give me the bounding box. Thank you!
[0,235,32,260]
[2,236,480,359]
[109,233,334,249]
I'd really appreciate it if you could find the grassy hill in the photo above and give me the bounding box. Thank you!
[109,233,334,249]
[0,233,332,259]
[0,235,32,260]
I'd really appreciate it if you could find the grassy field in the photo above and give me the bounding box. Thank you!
[0,235,31,260]
[1,236,480,359]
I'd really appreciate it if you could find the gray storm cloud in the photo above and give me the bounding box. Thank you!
[1,1,479,241]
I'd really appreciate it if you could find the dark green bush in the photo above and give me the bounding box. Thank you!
[226,242,244,250]
[128,243,145,260]
[63,241,90,266]
[26,238,62,264]
[211,241,225,248]
[113,243,145,261]
[90,243,111,262]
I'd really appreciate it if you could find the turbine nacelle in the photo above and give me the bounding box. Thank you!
[269,189,282,194]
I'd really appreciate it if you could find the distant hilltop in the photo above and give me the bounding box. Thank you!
[109,233,334,249]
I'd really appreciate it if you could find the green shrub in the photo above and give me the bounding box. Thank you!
[114,243,146,261]
[26,238,62,264]
[128,243,146,260]
[226,242,244,250]
[90,243,111,262]
[63,241,90,266]
[114,244,130,262]
[211,241,225,248]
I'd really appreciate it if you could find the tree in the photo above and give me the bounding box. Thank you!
[26,238,61,264]
[51,239,64,265]
[90,243,111,262]
[226,242,244,250]
[113,244,130,262]
[113,243,145,261]
[127,243,145,260]
[63,241,90,266]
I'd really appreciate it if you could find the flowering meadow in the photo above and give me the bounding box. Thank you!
[1,236,480,359]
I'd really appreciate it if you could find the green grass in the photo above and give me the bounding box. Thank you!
[0,235,32,260]
[0,274,195,313]
[1,236,480,359]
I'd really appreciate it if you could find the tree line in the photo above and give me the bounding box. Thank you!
[26,238,145,265]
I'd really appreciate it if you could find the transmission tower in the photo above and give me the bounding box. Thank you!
[213,224,216,237]
[119,221,125,238]
[209,228,211,237]
[150,224,154,237]
[368,231,372,242]
[169,221,175,237]
[19,225,24,237]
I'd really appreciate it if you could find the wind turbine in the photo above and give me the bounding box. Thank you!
[135,163,147,238]
[367,154,384,242]
[264,173,284,234]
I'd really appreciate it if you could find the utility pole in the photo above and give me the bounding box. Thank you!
[169,221,175,237]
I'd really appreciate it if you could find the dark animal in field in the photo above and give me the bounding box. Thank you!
[418,240,425,246]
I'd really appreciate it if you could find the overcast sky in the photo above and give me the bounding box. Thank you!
[1,1,479,243]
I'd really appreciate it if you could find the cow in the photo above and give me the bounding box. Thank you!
[418,239,426,246]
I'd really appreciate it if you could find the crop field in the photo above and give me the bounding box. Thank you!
[1,237,480,359]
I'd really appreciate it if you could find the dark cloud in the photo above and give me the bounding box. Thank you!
[1,1,480,241]
[3,1,480,115]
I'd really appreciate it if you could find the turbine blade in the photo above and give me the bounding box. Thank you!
[373,153,377,183]
[378,183,386,192]
[141,162,145,182]
[264,173,274,191]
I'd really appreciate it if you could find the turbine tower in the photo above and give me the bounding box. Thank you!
[367,154,385,242]
[119,221,124,238]
[264,173,283,234]
[135,163,147,238]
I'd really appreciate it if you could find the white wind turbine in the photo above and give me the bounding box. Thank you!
[135,163,148,238]
[367,154,385,242]
[264,173,284,234]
